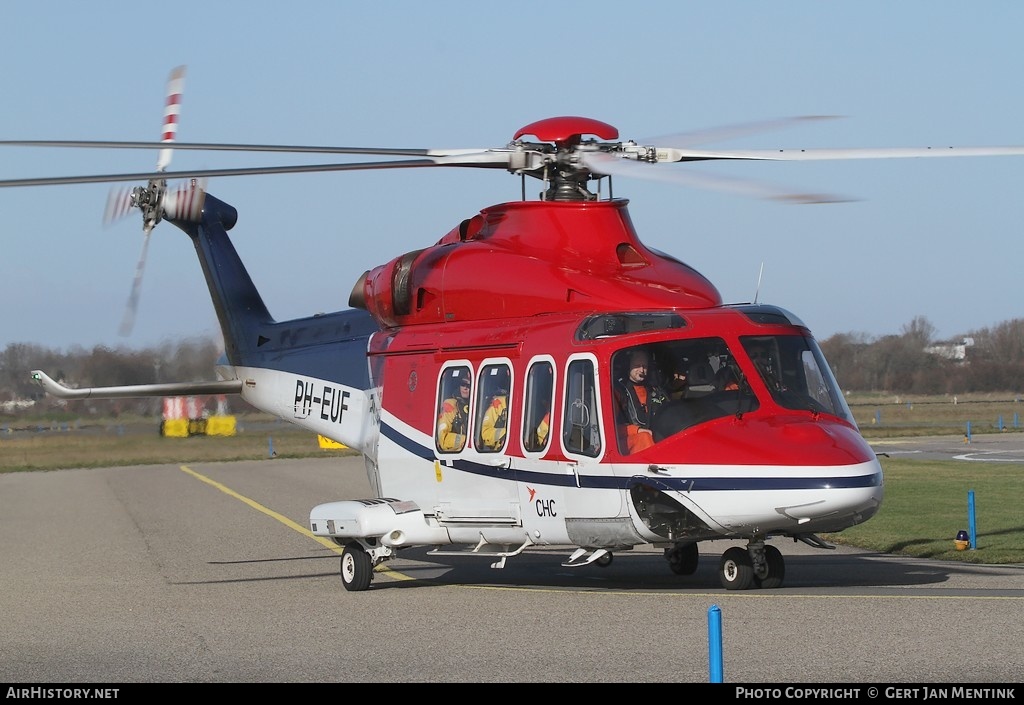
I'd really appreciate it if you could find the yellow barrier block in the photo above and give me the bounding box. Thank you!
[318,434,347,450]
[206,415,237,436]
[161,419,190,438]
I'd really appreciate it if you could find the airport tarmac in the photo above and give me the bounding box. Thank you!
[1,449,1022,684]
[869,432,1024,464]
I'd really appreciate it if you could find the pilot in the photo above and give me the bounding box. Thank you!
[437,372,471,451]
[748,342,783,392]
[666,358,690,400]
[614,347,668,454]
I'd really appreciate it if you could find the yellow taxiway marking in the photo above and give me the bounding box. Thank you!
[179,464,411,579]
[180,464,342,553]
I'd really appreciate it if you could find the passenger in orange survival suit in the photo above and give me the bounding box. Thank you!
[437,372,471,451]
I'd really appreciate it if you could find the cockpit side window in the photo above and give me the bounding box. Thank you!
[562,358,601,457]
[613,337,759,450]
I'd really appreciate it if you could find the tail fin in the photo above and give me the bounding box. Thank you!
[167,192,379,388]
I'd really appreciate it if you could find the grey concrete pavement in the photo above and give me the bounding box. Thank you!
[1,454,1021,684]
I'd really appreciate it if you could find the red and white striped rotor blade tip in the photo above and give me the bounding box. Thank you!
[103,186,134,225]
[156,65,186,172]
[163,178,206,222]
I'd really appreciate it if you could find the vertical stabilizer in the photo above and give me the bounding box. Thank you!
[170,193,270,366]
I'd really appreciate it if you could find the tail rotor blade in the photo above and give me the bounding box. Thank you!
[162,178,206,222]
[103,186,135,225]
[156,66,186,172]
[113,66,187,337]
[119,230,152,337]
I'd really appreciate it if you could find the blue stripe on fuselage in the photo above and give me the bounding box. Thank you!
[379,422,882,492]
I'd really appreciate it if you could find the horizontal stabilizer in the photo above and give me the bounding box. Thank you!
[31,369,242,400]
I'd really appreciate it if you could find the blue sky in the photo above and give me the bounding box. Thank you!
[2,2,1023,351]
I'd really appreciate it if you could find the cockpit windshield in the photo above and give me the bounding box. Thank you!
[740,335,853,423]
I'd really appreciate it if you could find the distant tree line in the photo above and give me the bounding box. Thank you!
[820,316,1024,395]
[2,316,1022,419]
[0,336,235,418]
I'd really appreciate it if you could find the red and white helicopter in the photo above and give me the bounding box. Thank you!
[9,67,1024,591]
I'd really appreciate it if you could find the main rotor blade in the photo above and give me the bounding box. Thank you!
[0,139,487,158]
[0,153,514,188]
[654,145,1024,163]
[640,115,842,148]
[583,152,850,204]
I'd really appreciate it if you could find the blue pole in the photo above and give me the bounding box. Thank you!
[1015,412,1020,429]
[875,409,881,425]
[708,604,723,683]
[968,490,977,550]
[998,415,1004,431]
[269,436,275,458]
[965,421,972,443]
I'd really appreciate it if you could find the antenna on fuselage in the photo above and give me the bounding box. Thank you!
[753,261,765,303]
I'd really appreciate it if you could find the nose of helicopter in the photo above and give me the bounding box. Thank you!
[651,413,879,468]
[639,414,884,535]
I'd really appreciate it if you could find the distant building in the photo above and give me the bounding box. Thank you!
[0,399,36,413]
[924,337,975,361]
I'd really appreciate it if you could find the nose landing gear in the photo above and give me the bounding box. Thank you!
[664,541,699,575]
[719,540,785,590]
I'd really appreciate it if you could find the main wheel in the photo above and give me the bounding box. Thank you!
[340,541,373,592]
[595,551,614,567]
[665,542,699,575]
[719,546,754,590]
[755,544,785,589]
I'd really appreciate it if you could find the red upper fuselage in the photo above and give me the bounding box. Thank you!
[352,193,874,470]
[356,199,721,328]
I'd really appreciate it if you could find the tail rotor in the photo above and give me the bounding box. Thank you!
[119,228,153,337]
[106,66,207,337]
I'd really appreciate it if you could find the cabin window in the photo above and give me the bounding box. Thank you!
[562,358,601,457]
[522,360,554,453]
[475,363,511,453]
[435,365,472,453]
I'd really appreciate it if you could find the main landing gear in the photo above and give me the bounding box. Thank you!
[719,540,785,590]
[339,540,396,592]
[340,541,374,591]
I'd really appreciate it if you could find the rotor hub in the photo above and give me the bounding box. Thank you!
[131,179,167,231]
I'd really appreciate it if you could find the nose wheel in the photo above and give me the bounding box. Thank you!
[664,542,699,575]
[754,544,785,589]
[719,542,785,590]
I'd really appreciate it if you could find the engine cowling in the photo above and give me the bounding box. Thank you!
[350,199,721,329]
